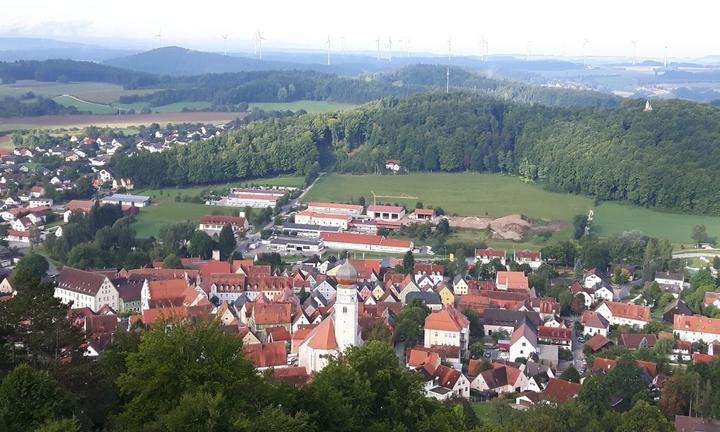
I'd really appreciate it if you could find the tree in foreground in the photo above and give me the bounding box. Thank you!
[0,364,73,432]
[110,320,265,430]
[617,400,671,432]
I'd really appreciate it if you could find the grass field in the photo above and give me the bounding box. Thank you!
[303,173,593,221]
[593,202,720,244]
[132,176,304,238]
[53,95,119,115]
[249,100,357,113]
[0,112,244,132]
[0,80,157,103]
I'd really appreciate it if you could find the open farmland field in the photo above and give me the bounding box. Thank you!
[303,173,593,222]
[593,202,720,245]
[0,111,244,132]
[249,100,357,113]
[0,80,158,103]
[52,95,119,115]
[132,176,304,238]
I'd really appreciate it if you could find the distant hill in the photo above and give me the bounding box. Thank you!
[104,46,341,76]
[0,37,137,62]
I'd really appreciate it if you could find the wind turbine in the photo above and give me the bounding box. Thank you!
[446,38,452,94]
[387,37,393,61]
[526,40,532,61]
[255,31,266,60]
[404,38,411,57]
[480,35,489,62]
[582,38,590,68]
[375,38,381,60]
[221,34,228,56]
[631,40,638,65]
[663,44,668,69]
[326,35,332,66]
[154,30,162,48]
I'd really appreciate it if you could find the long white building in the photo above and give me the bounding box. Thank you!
[54,267,119,312]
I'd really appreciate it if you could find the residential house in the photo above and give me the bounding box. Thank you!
[198,215,248,236]
[537,326,573,347]
[513,250,542,270]
[475,248,506,266]
[594,301,650,329]
[414,262,444,285]
[469,361,528,394]
[425,364,470,400]
[424,306,470,362]
[541,378,582,403]
[663,299,693,323]
[673,314,720,343]
[619,333,657,350]
[583,268,606,289]
[496,271,530,292]
[482,309,541,337]
[655,272,685,296]
[406,291,443,311]
[580,311,610,337]
[509,320,538,361]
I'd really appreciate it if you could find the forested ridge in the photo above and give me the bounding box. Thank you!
[112,92,720,215]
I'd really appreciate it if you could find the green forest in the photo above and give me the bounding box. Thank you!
[112,92,720,215]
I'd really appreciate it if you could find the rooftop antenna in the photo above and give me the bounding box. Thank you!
[326,35,331,65]
[582,38,590,68]
[631,40,637,65]
[154,30,162,48]
[376,37,381,60]
[221,34,228,56]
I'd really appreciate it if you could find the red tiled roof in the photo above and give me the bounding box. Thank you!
[243,342,287,368]
[542,378,581,402]
[367,204,404,213]
[199,215,246,226]
[475,248,505,258]
[496,271,530,291]
[434,364,462,388]
[308,201,363,211]
[538,326,572,341]
[414,208,434,216]
[515,250,541,261]
[424,306,468,332]
[253,303,292,325]
[320,232,412,249]
[268,366,310,387]
[674,314,720,335]
[57,267,107,296]
[295,210,351,221]
[307,316,338,350]
[266,326,292,342]
[414,262,445,274]
[601,301,651,322]
[585,334,611,352]
[693,353,716,363]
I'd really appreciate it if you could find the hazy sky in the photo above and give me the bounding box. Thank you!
[2,0,718,58]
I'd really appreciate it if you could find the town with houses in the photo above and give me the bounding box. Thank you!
[0,130,718,431]
[2,183,720,431]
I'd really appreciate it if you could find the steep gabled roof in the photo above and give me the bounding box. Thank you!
[306,316,338,350]
[56,267,107,296]
[542,378,581,402]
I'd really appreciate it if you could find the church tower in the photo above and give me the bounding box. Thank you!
[333,260,361,351]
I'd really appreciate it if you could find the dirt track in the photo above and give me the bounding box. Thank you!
[0,112,245,131]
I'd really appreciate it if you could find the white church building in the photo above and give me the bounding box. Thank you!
[298,260,363,373]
